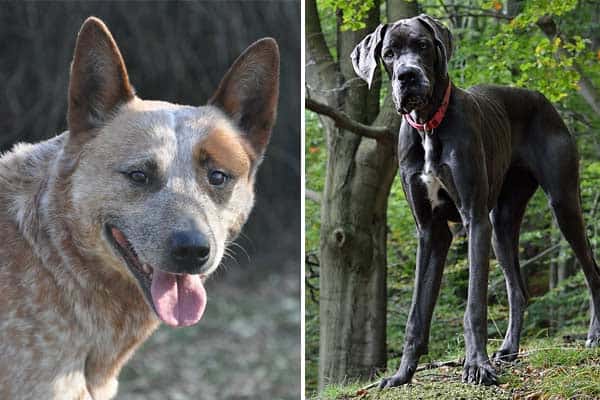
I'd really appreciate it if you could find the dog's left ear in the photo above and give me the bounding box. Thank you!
[351,24,388,88]
[416,15,453,77]
[209,38,280,161]
[68,17,135,136]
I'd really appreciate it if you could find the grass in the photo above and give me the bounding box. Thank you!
[307,270,600,399]
[312,337,600,399]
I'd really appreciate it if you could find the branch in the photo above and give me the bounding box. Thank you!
[305,97,396,142]
[447,11,513,20]
[520,243,562,268]
[358,358,464,391]
[416,358,464,371]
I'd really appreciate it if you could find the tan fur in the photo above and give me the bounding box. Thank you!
[0,136,153,399]
[195,124,255,179]
[0,16,278,400]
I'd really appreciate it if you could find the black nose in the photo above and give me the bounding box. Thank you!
[169,230,210,272]
[396,66,420,84]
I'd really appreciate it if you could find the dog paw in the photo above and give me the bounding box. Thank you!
[461,360,498,385]
[492,347,518,363]
[378,373,411,389]
[585,335,600,348]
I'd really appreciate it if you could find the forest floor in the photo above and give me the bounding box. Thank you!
[306,268,600,400]
[315,336,600,399]
[116,255,301,400]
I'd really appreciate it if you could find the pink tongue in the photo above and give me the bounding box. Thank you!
[150,270,206,327]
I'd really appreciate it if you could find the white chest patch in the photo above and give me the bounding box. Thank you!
[420,134,445,209]
[421,172,443,208]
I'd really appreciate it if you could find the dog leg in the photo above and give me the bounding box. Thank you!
[490,171,538,361]
[380,173,452,388]
[380,215,451,388]
[462,210,498,385]
[534,131,600,348]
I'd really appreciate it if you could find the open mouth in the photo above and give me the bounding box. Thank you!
[106,224,207,327]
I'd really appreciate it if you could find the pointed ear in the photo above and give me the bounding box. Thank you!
[416,15,453,77]
[68,17,134,135]
[209,38,279,160]
[350,24,388,88]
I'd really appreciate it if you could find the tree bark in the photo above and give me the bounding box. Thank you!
[306,0,407,389]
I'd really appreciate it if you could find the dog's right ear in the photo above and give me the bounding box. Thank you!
[68,17,134,136]
[350,24,388,88]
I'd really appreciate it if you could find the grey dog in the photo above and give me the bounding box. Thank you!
[351,14,600,387]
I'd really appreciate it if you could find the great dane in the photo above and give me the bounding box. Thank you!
[351,14,600,387]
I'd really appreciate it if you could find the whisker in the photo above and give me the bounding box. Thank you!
[236,232,256,253]
[222,249,240,267]
[227,241,251,264]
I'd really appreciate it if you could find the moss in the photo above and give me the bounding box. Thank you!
[527,343,600,368]
[314,341,600,400]
[316,375,511,400]
[537,366,600,398]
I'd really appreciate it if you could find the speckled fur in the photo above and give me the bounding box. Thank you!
[0,17,279,400]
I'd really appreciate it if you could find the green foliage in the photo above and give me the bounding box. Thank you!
[320,0,376,30]
[423,0,593,102]
[526,270,591,336]
[306,110,326,391]
[501,0,578,27]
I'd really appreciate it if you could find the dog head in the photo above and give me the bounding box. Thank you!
[63,17,279,327]
[351,14,452,114]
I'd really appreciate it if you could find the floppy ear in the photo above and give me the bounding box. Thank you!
[68,17,135,135]
[209,38,280,160]
[416,15,453,77]
[350,23,388,89]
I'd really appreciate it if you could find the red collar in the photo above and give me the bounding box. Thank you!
[403,81,452,132]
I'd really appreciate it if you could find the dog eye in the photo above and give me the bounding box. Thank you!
[208,170,230,187]
[128,171,148,184]
[383,50,394,59]
[419,42,429,50]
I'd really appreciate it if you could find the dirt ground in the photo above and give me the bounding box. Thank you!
[117,255,300,400]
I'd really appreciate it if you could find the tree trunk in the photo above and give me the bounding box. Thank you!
[317,1,390,386]
[306,0,408,389]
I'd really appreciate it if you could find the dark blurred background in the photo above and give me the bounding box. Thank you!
[0,2,300,399]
